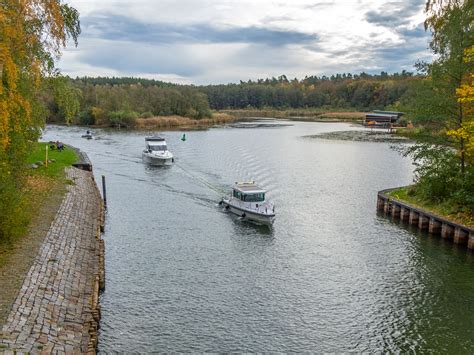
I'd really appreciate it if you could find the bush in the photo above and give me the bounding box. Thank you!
[107,110,139,128]
[140,111,154,118]
[404,143,474,211]
[78,109,96,125]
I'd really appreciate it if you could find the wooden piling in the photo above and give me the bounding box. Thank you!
[400,207,409,222]
[453,228,468,245]
[468,234,474,250]
[391,204,401,218]
[377,187,473,251]
[441,223,454,239]
[377,196,385,211]
[429,218,442,235]
[101,175,107,209]
[418,214,429,230]
[409,210,419,226]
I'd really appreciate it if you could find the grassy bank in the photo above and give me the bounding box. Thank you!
[0,142,77,325]
[388,186,474,228]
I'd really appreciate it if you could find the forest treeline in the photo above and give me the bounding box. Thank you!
[201,71,416,110]
[43,71,419,126]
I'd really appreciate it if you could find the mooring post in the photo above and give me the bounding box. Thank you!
[453,228,468,245]
[418,214,429,230]
[102,175,107,209]
[429,218,442,234]
[441,223,454,239]
[468,233,474,250]
[409,210,419,226]
[400,207,409,222]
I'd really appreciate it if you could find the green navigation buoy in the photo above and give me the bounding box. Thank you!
[181,133,186,141]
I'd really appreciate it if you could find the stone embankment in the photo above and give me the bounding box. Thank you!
[377,188,474,249]
[0,162,105,353]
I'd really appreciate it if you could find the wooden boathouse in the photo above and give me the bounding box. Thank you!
[377,187,474,249]
[365,111,404,127]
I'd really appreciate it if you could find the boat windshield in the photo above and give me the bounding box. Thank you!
[233,190,265,202]
[149,145,167,151]
[243,193,265,202]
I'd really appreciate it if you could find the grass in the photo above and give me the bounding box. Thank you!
[0,142,77,326]
[26,142,77,178]
[388,187,474,228]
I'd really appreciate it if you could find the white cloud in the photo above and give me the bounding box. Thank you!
[59,0,432,84]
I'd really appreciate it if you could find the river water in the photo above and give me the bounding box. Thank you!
[43,122,474,353]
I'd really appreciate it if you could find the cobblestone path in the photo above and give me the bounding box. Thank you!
[0,167,103,354]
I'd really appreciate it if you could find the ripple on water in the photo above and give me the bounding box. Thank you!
[42,124,474,353]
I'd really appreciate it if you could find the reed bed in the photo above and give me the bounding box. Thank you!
[133,113,236,129]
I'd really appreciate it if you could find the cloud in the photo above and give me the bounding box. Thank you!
[364,0,426,28]
[81,14,317,46]
[58,0,433,84]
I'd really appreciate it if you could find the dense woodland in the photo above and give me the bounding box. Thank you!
[201,71,415,110]
[42,72,419,126]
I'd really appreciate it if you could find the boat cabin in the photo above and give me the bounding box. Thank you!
[145,136,167,151]
[232,182,266,202]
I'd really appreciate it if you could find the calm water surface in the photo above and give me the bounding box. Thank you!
[43,122,474,353]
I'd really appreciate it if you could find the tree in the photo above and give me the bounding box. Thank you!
[401,2,474,212]
[423,0,474,173]
[0,1,80,241]
[448,45,474,164]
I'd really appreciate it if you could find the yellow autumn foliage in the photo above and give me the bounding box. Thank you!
[447,45,474,164]
[0,0,80,240]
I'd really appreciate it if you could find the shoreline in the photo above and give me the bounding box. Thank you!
[52,110,367,131]
[304,130,412,143]
[0,150,105,353]
[377,187,474,249]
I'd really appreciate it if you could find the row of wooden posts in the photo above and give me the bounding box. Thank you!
[377,189,474,250]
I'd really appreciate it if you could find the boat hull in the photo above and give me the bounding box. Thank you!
[221,200,275,225]
[142,152,173,166]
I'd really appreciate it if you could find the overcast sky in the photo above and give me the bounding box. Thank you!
[59,0,433,84]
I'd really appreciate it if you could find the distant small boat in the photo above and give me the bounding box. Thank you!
[81,131,93,139]
[220,182,275,225]
[142,136,174,166]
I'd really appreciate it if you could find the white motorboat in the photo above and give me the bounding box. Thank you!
[220,182,275,225]
[142,136,174,166]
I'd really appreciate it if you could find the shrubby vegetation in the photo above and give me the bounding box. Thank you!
[398,0,473,216]
[42,78,212,127]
